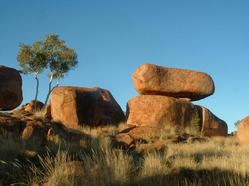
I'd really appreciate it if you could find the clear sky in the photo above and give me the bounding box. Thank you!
[1,0,249,132]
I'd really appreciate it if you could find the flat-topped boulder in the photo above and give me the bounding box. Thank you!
[0,65,23,110]
[132,64,215,101]
[50,86,125,129]
[127,95,227,137]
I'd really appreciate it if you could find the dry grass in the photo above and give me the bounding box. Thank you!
[32,108,47,120]
[1,123,249,186]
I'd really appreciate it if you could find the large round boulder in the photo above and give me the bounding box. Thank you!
[0,66,23,110]
[132,64,215,101]
[127,95,201,129]
[126,95,227,137]
[50,86,125,128]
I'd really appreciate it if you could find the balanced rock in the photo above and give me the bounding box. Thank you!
[237,116,249,144]
[132,64,215,101]
[127,95,227,137]
[50,86,125,129]
[0,65,23,110]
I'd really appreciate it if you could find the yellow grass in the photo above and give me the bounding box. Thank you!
[1,123,249,186]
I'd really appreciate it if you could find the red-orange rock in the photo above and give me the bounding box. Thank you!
[237,116,249,144]
[132,64,215,101]
[0,66,23,110]
[50,86,125,129]
[199,106,227,137]
[127,95,227,137]
[127,95,201,129]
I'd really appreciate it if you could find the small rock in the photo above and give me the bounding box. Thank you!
[22,100,44,113]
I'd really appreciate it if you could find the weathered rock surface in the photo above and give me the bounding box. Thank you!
[199,106,227,137]
[127,95,227,137]
[127,95,201,129]
[0,66,23,110]
[132,64,215,101]
[237,116,249,144]
[50,86,125,129]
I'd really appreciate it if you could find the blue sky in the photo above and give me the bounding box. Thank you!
[1,0,249,132]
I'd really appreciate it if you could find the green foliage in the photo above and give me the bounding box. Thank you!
[43,34,78,80]
[17,34,78,102]
[17,42,47,75]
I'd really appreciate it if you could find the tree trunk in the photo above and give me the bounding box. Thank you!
[44,73,59,105]
[34,74,39,101]
[45,77,53,105]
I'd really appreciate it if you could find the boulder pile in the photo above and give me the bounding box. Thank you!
[117,64,227,148]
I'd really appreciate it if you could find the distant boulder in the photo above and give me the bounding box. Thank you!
[50,86,125,129]
[132,64,215,101]
[0,65,23,110]
[237,116,249,144]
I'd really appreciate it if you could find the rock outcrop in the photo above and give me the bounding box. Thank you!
[124,64,227,138]
[237,116,249,144]
[132,64,214,101]
[0,65,23,110]
[50,86,125,129]
[0,110,92,148]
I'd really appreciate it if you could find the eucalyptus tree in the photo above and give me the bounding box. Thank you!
[17,34,78,104]
[17,41,47,101]
[43,34,78,105]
